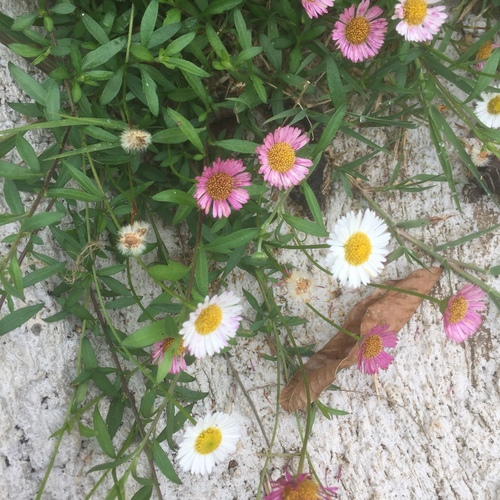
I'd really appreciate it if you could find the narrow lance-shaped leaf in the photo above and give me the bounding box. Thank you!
[167,108,205,154]
[0,303,44,336]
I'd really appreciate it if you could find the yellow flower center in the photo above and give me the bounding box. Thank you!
[283,479,319,500]
[162,337,185,355]
[267,142,296,173]
[403,0,428,26]
[194,427,222,455]
[361,335,383,359]
[344,232,372,266]
[448,296,468,324]
[345,17,371,45]
[206,172,234,201]
[486,95,500,116]
[194,304,223,335]
[476,40,493,61]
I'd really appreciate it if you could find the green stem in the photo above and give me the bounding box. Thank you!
[306,302,361,341]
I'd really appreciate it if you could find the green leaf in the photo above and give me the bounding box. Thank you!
[167,108,205,154]
[205,24,229,61]
[282,214,329,237]
[0,160,41,180]
[139,66,159,116]
[152,128,199,144]
[81,13,110,44]
[152,189,197,207]
[49,4,76,14]
[87,453,134,473]
[140,0,158,47]
[0,303,44,336]
[82,337,98,369]
[302,180,326,231]
[326,56,345,109]
[148,262,189,283]
[165,57,210,77]
[45,81,61,122]
[131,485,153,500]
[312,104,347,157]
[152,440,181,484]
[3,180,24,215]
[81,37,125,71]
[122,317,178,348]
[489,265,500,276]
[162,32,196,57]
[16,134,40,171]
[250,74,267,103]
[64,163,105,198]
[21,211,65,232]
[8,62,47,105]
[97,265,127,276]
[235,47,263,65]
[105,296,140,309]
[23,262,66,287]
[9,255,24,298]
[130,45,155,62]
[234,9,251,50]
[93,405,116,458]
[100,66,124,105]
[210,139,258,154]
[195,247,208,296]
[99,276,131,296]
[202,0,244,16]
[8,43,44,59]
[46,188,105,202]
[11,13,38,31]
[204,228,259,253]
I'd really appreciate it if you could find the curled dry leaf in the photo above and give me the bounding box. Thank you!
[279,267,443,412]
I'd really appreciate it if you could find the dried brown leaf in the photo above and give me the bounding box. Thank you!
[279,267,443,412]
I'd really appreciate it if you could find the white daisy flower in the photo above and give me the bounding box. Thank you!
[325,209,390,288]
[179,291,242,358]
[120,128,152,153]
[285,270,315,303]
[475,85,500,129]
[116,221,150,257]
[177,412,240,475]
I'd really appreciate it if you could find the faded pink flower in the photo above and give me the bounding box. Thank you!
[331,0,388,63]
[357,324,398,374]
[256,126,313,190]
[443,284,487,342]
[474,40,500,72]
[301,0,334,19]
[392,0,447,42]
[152,337,188,374]
[265,469,338,499]
[194,158,251,218]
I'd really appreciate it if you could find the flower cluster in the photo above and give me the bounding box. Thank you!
[194,125,313,219]
[301,0,447,63]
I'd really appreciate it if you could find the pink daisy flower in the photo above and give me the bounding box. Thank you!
[331,0,388,63]
[357,324,398,375]
[392,0,447,42]
[265,470,338,499]
[152,337,188,374]
[194,158,251,218]
[474,40,500,72]
[301,0,334,19]
[256,126,313,190]
[442,284,487,342]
